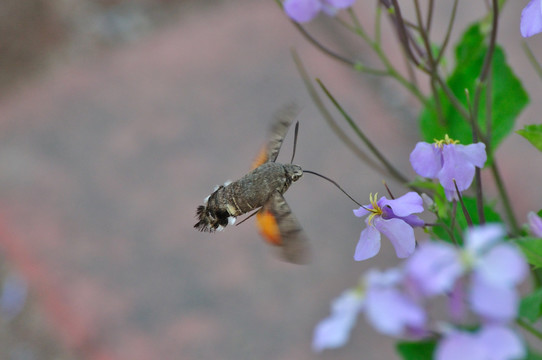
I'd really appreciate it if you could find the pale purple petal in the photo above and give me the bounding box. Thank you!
[330,289,365,314]
[353,205,371,218]
[320,4,338,16]
[325,0,355,8]
[284,0,323,23]
[476,244,528,288]
[405,241,463,297]
[401,214,425,228]
[312,290,364,352]
[354,225,381,261]
[439,144,476,192]
[448,280,467,323]
[457,143,487,169]
[465,224,505,253]
[521,0,542,38]
[374,217,416,258]
[410,142,442,178]
[528,211,542,237]
[436,331,489,360]
[365,287,426,336]
[444,188,459,202]
[477,325,525,360]
[469,275,519,323]
[365,268,403,288]
[379,192,424,217]
[312,315,353,352]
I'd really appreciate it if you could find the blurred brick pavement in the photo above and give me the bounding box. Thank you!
[0,1,540,360]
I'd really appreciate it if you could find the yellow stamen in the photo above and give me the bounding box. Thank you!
[434,134,459,148]
[367,193,383,225]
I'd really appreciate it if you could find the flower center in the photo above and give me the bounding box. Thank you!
[434,134,459,148]
[459,249,476,270]
[367,193,383,225]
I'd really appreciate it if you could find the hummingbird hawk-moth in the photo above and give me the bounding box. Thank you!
[194,104,309,264]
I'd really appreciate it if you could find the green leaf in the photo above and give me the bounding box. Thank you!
[514,237,542,268]
[526,347,542,360]
[396,340,436,360]
[520,287,542,322]
[408,178,439,191]
[419,22,528,153]
[517,124,542,152]
[431,196,501,244]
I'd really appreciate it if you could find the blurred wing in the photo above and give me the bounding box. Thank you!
[256,191,310,264]
[251,103,299,169]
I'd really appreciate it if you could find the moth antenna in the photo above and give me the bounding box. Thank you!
[290,121,300,164]
[303,170,362,207]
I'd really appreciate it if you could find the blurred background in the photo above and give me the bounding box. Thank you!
[0,1,541,359]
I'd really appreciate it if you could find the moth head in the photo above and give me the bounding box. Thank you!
[285,164,303,182]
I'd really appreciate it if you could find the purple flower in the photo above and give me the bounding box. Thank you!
[436,325,525,360]
[353,192,424,261]
[283,0,355,23]
[464,225,528,322]
[469,273,520,323]
[312,289,364,352]
[405,241,463,297]
[406,225,527,323]
[528,211,542,237]
[410,135,486,201]
[312,268,427,351]
[364,269,426,337]
[521,0,542,38]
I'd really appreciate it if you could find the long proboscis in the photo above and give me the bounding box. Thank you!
[290,121,300,164]
[303,170,362,207]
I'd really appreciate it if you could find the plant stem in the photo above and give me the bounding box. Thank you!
[490,161,519,235]
[517,318,542,341]
[316,78,410,185]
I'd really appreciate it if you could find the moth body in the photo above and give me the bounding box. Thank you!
[194,162,302,232]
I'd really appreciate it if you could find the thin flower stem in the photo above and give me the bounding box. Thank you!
[409,1,471,127]
[386,0,425,68]
[425,0,434,33]
[517,318,542,341]
[490,161,519,235]
[374,2,382,44]
[316,78,410,185]
[344,8,429,106]
[451,200,458,237]
[382,180,395,199]
[522,41,542,81]
[291,50,388,175]
[453,180,473,227]
[478,0,499,85]
[413,0,431,58]
[474,168,485,224]
[292,22,356,67]
[346,8,369,42]
[471,0,499,145]
[435,0,458,66]
[430,221,458,246]
[430,78,445,126]
[433,76,470,120]
[373,44,429,106]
